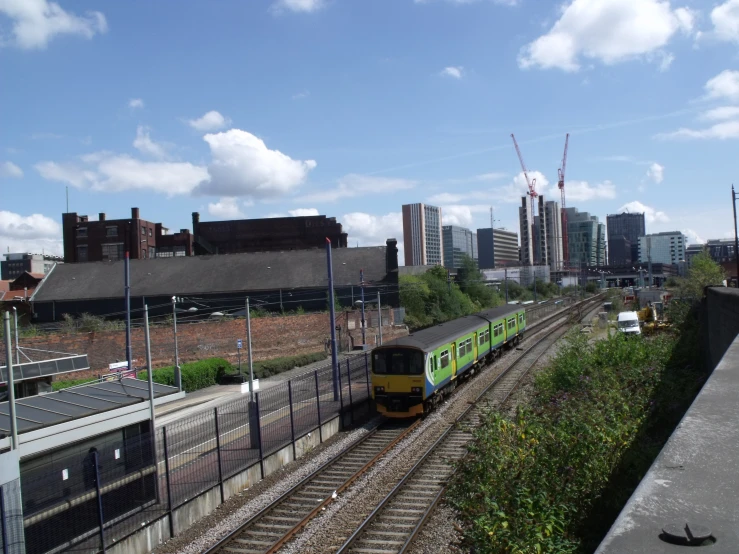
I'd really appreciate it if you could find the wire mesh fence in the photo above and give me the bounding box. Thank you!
[17,352,372,554]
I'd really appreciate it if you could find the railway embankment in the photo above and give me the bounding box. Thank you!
[449,297,706,553]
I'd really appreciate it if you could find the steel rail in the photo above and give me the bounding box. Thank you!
[336,295,604,554]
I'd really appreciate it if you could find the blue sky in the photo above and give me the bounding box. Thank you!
[1,0,738,263]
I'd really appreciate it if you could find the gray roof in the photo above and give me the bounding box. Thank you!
[382,304,521,351]
[32,246,389,302]
[0,378,179,436]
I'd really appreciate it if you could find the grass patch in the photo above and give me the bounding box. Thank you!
[449,306,705,554]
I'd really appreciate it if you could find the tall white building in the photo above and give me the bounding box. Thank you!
[518,197,534,265]
[638,232,686,265]
[536,197,563,271]
[402,203,443,266]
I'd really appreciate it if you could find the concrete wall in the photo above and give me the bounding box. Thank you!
[105,416,340,554]
[704,287,739,370]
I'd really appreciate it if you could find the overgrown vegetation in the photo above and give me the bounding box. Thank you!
[227,351,327,379]
[52,377,97,391]
[400,260,501,330]
[448,258,713,554]
[677,250,726,300]
[137,358,232,392]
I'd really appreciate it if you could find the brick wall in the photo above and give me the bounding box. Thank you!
[2,310,408,380]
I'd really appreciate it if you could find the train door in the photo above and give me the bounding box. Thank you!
[473,332,478,361]
[451,343,457,376]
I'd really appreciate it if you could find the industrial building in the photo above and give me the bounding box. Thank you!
[442,225,477,269]
[518,197,535,266]
[565,207,606,267]
[1,253,62,280]
[402,203,443,266]
[481,265,551,287]
[30,239,399,323]
[476,228,519,269]
[191,212,348,255]
[606,212,645,265]
[62,208,194,263]
[638,232,686,265]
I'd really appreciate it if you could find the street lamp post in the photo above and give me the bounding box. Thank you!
[377,291,382,346]
[359,269,366,346]
[171,297,182,392]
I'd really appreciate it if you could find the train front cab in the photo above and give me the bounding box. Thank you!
[371,346,427,418]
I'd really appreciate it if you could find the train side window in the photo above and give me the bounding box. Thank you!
[458,342,465,357]
[440,351,449,368]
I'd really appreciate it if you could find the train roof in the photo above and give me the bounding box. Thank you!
[383,304,522,352]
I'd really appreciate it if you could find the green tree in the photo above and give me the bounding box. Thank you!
[457,255,500,309]
[679,251,726,300]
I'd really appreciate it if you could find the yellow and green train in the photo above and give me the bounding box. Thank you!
[372,305,526,417]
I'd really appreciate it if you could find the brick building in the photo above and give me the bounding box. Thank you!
[191,212,348,255]
[62,207,194,263]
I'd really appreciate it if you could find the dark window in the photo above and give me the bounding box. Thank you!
[76,245,88,262]
[101,243,124,261]
[149,228,152,237]
[106,226,118,237]
[372,349,424,375]
[141,227,146,235]
[142,249,147,258]
[440,351,449,368]
[77,227,87,237]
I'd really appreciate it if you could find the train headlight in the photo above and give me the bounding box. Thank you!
[374,386,385,393]
[411,387,422,394]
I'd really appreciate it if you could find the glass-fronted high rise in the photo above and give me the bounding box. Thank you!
[402,203,443,266]
[442,225,478,269]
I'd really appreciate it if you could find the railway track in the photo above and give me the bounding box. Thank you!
[205,419,420,554]
[335,296,603,554]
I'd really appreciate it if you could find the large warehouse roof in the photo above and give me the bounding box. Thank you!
[32,245,393,302]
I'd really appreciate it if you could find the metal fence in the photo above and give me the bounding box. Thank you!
[18,353,372,554]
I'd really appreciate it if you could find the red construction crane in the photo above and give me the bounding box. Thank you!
[511,133,538,264]
[558,134,569,269]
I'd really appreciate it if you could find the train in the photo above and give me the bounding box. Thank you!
[371,304,526,418]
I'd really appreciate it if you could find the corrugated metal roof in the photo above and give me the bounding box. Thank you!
[32,246,391,302]
[0,378,178,436]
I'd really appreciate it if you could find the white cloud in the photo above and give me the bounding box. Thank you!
[132,126,169,160]
[712,0,739,43]
[288,208,319,217]
[187,110,231,132]
[196,129,316,197]
[0,0,107,49]
[271,0,324,14]
[705,70,739,102]
[618,200,669,224]
[439,66,464,79]
[646,162,664,184]
[207,197,245,219]
[565,180,617,201]
[440,204,490,227]
[300,174,415,203]
[701,106,739,121]
[518,0,695,72]
[36,155,209,196]
[342,212,404,257]
[428,192,465,204]
[128,98,144,109]
[0,161,23,178]
[683,228,705,245]
[494,170,551,203]
[0,210,62,256]
[292,90,310,100]
[655,120,739,140]
[415,0,519,5]
[656,51,674,72]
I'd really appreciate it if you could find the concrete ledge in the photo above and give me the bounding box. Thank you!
[595,335,739,554]
[104,415,341,553]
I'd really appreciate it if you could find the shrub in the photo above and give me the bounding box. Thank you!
[239,351,327,379]
[138,357,232,392]
[449,329,697,553]
[52,377,97,391]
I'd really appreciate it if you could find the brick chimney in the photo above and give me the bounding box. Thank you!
[386,238,399,273]
[99,213,106,221]
[132,207,140,219]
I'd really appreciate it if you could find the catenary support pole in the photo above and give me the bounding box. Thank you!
[360,269,366,346]
[172,297,181,391]
[144,305,156,431]
[125,252,133,373]
[3,312,18,450]
[504,269,508,303]
[377,291,382,346]
[246,297,259,446]
[12,307,19,366]
[326,238,340,401]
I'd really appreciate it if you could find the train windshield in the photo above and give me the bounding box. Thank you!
[373,349,424,375]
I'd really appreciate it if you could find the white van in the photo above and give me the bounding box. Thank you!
[617,311,641,336]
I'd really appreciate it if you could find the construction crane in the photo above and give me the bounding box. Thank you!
[511,133,538,265]
[557,133,569,270]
